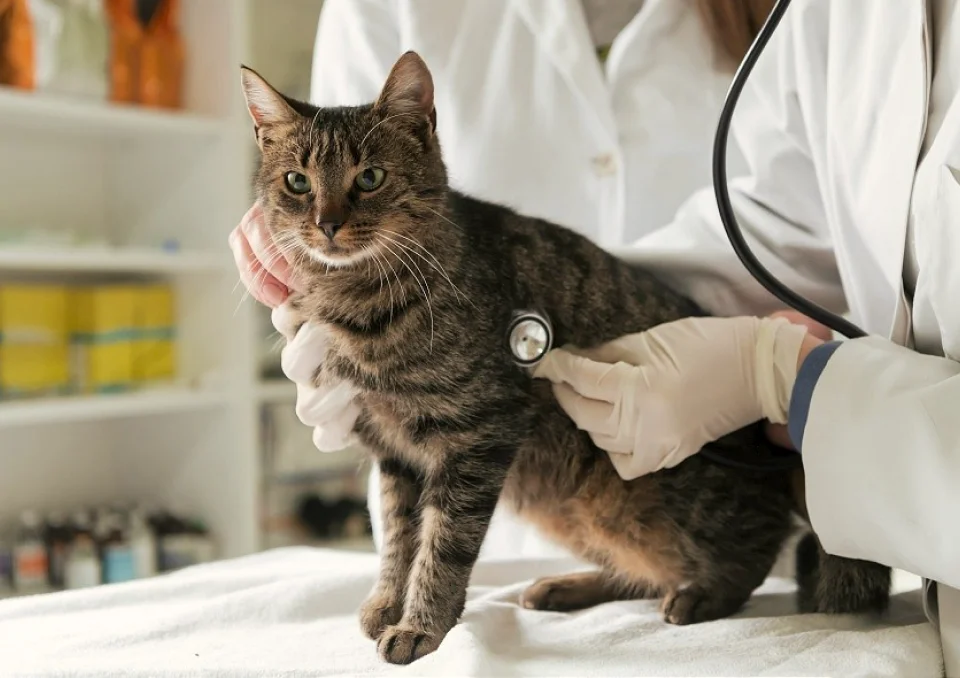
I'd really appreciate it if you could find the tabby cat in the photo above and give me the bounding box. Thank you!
[240,51,890,665]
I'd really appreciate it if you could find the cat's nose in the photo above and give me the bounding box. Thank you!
[318,221,342,241]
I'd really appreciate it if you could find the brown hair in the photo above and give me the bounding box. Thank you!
[694,0,777,68]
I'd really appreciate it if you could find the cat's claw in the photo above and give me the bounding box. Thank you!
[377,625,441,664]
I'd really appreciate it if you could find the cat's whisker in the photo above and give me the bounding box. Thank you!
[309,106,323,148]
[359,112,422,149]
[379,237,435,352]
[379,228,474,308]
[380,234,437,315]
[415,204,486,311]
[365,246,387,303]
[376,245,403,324]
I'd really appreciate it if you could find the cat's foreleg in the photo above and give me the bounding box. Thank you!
[359,456,422,640]
[376,446,513,665]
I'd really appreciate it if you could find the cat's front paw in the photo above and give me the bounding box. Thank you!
[359,589,403,640]
[377,624,444,664]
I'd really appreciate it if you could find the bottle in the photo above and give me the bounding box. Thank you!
[0,525,13,594]
[100,513,135,584]
[0,0,36,90]
[128,508,156,579]
[63,533,101,590]
[71,509,94,541]
[13,511,49,592]
[44,511,71,589]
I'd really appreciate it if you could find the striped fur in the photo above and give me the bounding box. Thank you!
[241,53,890,665]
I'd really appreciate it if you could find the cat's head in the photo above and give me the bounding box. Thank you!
[240,51,446,270]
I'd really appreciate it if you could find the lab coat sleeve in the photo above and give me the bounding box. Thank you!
[309,0,401,106]
[788,336,960,591]
[611,0,845,319]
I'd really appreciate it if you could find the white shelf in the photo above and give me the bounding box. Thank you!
[0,389,227,428]
[0,246,229,275]
[258,379,295,403]
[0,86,224,141]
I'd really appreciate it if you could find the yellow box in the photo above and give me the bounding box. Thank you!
[0,285,69,343]
[0,285,70,397]
[71,286,137,393]
[0,344,71,397]
[132,284,176,383]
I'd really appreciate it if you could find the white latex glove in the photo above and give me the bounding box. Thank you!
[533,316,809,480]
[272,303,361,452]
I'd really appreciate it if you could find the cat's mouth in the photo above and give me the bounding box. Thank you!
[297,230,377,270]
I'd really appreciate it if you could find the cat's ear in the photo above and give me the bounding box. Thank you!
[375,51,437,133]
[240,66,298,147]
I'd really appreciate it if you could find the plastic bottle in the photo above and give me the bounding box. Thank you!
[100,512,135,584]
[128,508,156,579]
[13,510,49,592]
[63,533,101,589]
[44,511,71,589]
[0,527,13,594]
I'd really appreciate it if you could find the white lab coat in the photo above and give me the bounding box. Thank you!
[617,0,960,673]
[309,0,749,561]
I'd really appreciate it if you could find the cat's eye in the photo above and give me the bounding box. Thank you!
[285,172,311,194]
[355,167,386,192]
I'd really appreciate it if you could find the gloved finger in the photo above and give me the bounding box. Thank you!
[606,449,656,481]
[229,220,287,307]
[312,400,362,452]
[241,203,299,291]
[282,322,333,385]
[587,431,632,456]
[551,383,620,438]
[535,349,637,404]
[271,303,301,341]
[574,334,648,366]
[294,380,359,426]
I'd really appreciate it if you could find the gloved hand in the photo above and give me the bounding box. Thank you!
[272,304,362,452]
[228,202,361,453]
[533,316,811,480]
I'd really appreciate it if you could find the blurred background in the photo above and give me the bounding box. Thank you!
[0,0,372,597]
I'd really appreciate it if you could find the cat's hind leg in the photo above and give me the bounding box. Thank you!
[660,586,755,625]
[520,570,659,612]
[795,531,891,614]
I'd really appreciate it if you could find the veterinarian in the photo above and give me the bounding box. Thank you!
[532,1,960,674]
[230,0,777,562]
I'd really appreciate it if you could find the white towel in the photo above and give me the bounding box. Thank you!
[0,547,941,677]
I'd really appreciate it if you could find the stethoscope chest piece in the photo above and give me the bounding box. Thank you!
[507,310,553,367]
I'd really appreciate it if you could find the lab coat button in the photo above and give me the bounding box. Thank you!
[592,153,617,176]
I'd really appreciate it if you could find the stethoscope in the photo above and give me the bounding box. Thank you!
[508,0,865,473]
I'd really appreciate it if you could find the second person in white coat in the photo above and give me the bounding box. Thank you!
[230,0,774,560]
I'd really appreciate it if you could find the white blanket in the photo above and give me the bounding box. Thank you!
[0,547,941,677]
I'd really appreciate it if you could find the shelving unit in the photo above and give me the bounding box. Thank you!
[0,0,376,568]
[0,389,228,428]
[258,379,296,404]
[0,246,228,275]
[0,85,223,140]
[0,1,260,560]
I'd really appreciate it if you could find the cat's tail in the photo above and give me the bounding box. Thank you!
[794,531,891,614]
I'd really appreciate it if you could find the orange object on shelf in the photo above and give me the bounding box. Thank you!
[0,0,36,90]
[105,0,140,103]
[105,0,183,109]
[139,0,183,109]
